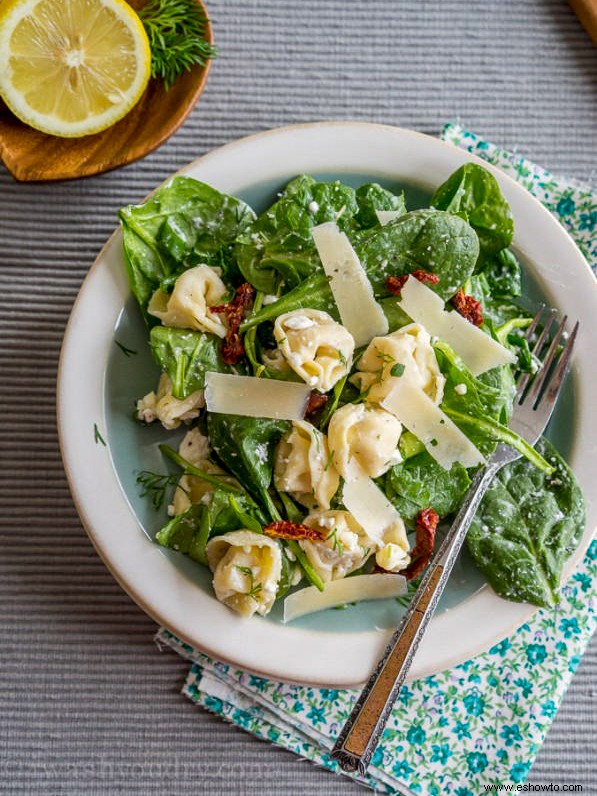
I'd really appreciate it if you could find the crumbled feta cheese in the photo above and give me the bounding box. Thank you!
[454,383,468,396]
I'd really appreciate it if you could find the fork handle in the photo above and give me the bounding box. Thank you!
[331,463,501,776]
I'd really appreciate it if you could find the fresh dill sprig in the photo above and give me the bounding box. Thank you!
[138,0,217,91]
[235,566,263,601]
[136,470,183,510]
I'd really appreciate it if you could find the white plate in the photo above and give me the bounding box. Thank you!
[58,123,596,686]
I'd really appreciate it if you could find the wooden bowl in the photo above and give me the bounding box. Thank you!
[0,0,213,182]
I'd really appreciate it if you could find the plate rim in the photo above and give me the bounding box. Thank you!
[57,121,596,687]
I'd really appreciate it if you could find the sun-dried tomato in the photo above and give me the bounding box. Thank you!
[304,391,328,422]
[386,270,440,296]
[263,521,324,541]
[450,288,483,327]
[211,282,255,329]
[211,283,255,365]
[221,332,245,365]
[403,507,439,581]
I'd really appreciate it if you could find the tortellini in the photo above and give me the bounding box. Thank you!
[327,403,403,481]
[148,265,228,338]
[274,420,339,510]
[169,428,238,516]
[273,309,354,392]
[136,373,204,430]
[300,510,375,582]
[375,518,411,574]
[351,323,445,405]
[206,530,282,617]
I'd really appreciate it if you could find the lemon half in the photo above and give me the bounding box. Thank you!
[0,0,151,137]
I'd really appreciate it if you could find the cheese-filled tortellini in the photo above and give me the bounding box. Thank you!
[300,510,375,582]
[169,428,238,515]
[274,420,339,510]
[328,403,403,481]
[273,309,354,392]
[136,373,204,430]
[148,265,228,338]
[206,530,283,617]
[375,518,411,573]
[351,323,445,405]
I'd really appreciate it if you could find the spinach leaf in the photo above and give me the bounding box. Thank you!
[355,183,406,228]
[356,209,479,299]
[378,296,412,332]
[385,452,471,523]
[434,340,549,471]
[234,175,359,293]
[119,176,255,316]
[467,437,585,608]
[480,248,522,299]
[150,326,241,399]
[435,340,514,438]
[468,273,528,327]
[240,274,412,336]
[430,163,513,258]
[207,413,290,518]
[240,273,339,331]
[156,489,264,566]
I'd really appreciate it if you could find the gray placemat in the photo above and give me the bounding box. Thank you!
[0,0,595,793]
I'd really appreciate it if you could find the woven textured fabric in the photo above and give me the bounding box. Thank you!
[0,0,595,793]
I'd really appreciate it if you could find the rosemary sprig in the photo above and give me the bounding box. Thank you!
[138,0,217,91]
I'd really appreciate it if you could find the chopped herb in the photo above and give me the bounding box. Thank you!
[390,362,405,377]
[115,340,138,357]
[235,565,263,601]
[375,349,396,364]
[323,449,336,472]
[136,470,185,510]
[327,527,344,555]
[337,349,347,366]
[93,423,106,446]
[430,438,438,447]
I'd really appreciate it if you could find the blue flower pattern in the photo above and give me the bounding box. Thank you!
[156,126,596,796]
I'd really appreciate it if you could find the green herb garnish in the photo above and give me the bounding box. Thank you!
[138,0,217,91]
[235,566,263,601]
[136,470,185,510]
[390,362,405,377]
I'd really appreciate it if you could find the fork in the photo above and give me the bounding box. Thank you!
[331,307,579,776]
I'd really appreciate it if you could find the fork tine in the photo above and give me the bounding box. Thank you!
[515,306,546,399]
[536,321,579,413]
[525,314,568,407]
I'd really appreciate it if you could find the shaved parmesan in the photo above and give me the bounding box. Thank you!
[375,209,403,226]
[311,221,388,347]
[283,573,406,622]
[205,372,310,420]
[381,380,485,469]
[342,473,404,546]
[399,277,516,375]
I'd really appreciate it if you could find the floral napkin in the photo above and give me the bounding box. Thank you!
[156,125,597,796]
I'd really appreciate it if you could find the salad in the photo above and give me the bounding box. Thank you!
[118,163,585,622]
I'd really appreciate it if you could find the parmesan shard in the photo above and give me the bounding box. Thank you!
[375,209,403,226]
[205,372,310,420]
[342,472,405,547]
[283,573,406,622]
[381,380,486,469]
[399,277,516,376]
[311,221,388,347]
